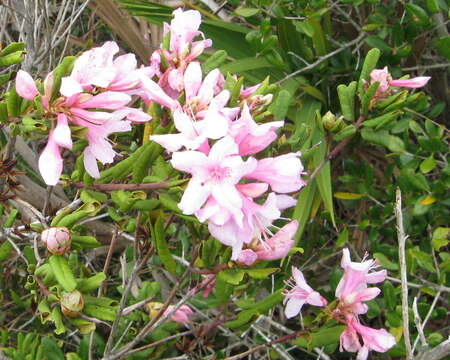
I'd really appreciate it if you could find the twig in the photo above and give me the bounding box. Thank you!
[71,182,168,192]
[276,32,366,84]
[386,276,450,293]
[395,188,413,360]
[105,271,214,360]
[122,295,155,316]
[223,330,304,360]
[100,229,118,296]
[402,63,450,71]
[125,330,194,357]
[416,338,450,360]
[412,290,442,353]
[412,297,427,349]
[103,248,154,355]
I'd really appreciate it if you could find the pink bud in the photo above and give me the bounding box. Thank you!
[16,70,39,101]
[237,249,258,266]
[41,227,71,255]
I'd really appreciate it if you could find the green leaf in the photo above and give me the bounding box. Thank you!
[359,48,381,85]
[225,291,283,329]
[48,255,77,292]
[409,247,436,273]
[83,296,118,321]
[334,192,364,200]
[420,155,436,174]
[51,56,76,101]
[40,337,64,360]
[426,0,440,13]
[53,202,101,228]
[363,111,403,130]
[311,111,336,227]
[0,240,13,262]
[220,57,273,75]
[336,227,349,247]
[71,235,101,250]
[293,325,346,348]
[383,281,397,311]
[218,269,245,285]
[270,89,291,121]
[361,128,405,153]
[431,227,450,251]
[433,36,450,60]
[76,272,106,293]
[0,51,24,66]
[152,216,176,274]
[215,276,234,305]
[245,268,279,279]
[373,253,398,271]
[337,81,357,122]
[235,8,260,17]
[405,3,430,25]
[0,42,25,56]
[6,87,21,118]
[400,168,430,192]
[52,307,66,335]
[333,125,356,141]
[202,50,228,73]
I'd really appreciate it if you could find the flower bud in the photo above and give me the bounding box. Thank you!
[322,111,337,130]
[145,301,164,320]
[41,227,71,255]
[60,290,84,317]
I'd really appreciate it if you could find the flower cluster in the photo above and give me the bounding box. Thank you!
[283,248,396,360]
[15,42,156,185]
[146,10,305,262]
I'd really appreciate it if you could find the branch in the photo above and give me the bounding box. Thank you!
[276,32,366,85]
[395,188,413,360]
[417,338,450,360]
[71,182,168,192]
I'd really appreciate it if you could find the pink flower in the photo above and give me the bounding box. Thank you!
[41,227,71,255]
[170,136,257,222]
[38,132,64,186]
[283,267,327,318]
[228,104,283,155]
[151,63,233,151]
[16,43,152,185]
[164,304,194,324]
[254,220,297,261]
[16,70,39,101]
[370,67,391,93]
[340,316,396,360]
[207,193,296,260]
[245,152,306,193]
[335,248,386,314]
[60,42,121,96]
[370,67,431,97]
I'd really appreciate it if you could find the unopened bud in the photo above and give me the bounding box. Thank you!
[322,111,337,130]
[60,290,84,317]
[41,227,71,255]
[145,301,164,320]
